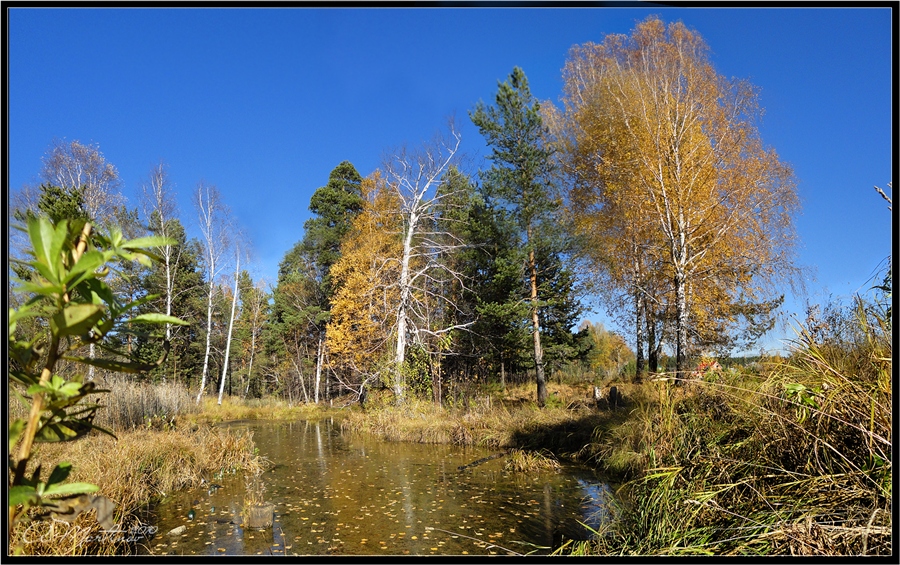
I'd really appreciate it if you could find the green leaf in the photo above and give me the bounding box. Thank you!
[127,313,189,326]
[47,462,73,486]
[8,485,40,507]
[15,279,65,297]
[9,304,38,326]
[136,253,153,268]
[8,420,26,453]
[77,278,116,309]
[50,303,104,337]
[35,421,79,442]
[63,250,106,287]
[30,260,61,287]
[120,235,175,250]
[27,217,56,278]
[42,482,99,497]
[57,382,84,398]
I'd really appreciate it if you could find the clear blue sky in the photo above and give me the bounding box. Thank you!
[6,6,894,354]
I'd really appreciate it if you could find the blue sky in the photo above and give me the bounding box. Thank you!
[6,6,894,354]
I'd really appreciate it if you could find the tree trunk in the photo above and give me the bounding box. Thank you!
[244,326,257,399]
[217,257,240,405]
[529,247,547,407]
[314,336,324,404]
[196,280,215,404]
[87,343,95,381]
[635,299,646,383]
[674,269,688,384]
[290,353,309,404]
[647,316,659,374]
[394,212,417,403]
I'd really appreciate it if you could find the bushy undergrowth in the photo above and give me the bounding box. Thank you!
[566,298,891,556]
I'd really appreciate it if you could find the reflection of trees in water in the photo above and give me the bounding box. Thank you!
[147,421,615,555]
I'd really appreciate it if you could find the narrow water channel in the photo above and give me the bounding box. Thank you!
[141,419,614,556]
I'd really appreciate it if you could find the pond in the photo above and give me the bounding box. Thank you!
[140,419,615,556]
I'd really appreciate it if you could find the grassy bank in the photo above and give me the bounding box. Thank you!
[12,296,889,557]
[340,382,632,462]
[8,381,271,556]
[334,306,890,556]
[184,395,343,425]
[9,423,263,556]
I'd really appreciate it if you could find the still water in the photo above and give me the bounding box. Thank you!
[142,419,614,556]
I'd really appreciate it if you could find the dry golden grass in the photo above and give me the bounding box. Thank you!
[564,301,892,556]
[183,394,338,425]
[503,449,561,472]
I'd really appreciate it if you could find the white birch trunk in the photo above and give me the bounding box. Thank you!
[196,279,215,404]
[217,254,240,405]
[314,336,324,404]
[393,211,417,402]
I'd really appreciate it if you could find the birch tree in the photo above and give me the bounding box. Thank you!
[35,139,125,380]
[140,162,183,364]
[194,181,231,403]
[217,239,248,405]
[40,139,124,226]
[380,124,474,402]
[556,17,800,378]
[236,274,269,398]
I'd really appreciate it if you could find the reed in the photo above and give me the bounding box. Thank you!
[340,384,621,465]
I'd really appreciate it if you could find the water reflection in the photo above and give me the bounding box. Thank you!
[142,419,613,556]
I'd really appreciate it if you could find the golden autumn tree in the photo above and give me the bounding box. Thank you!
[326,172,402,391]
[552,17,800,378]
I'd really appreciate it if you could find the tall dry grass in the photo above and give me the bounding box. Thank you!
[565,298,891,556]
[97,379,199,431]
[184,394,336,425]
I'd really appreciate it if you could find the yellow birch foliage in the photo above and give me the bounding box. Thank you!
[326,172,402,377]
[553,16,800,356]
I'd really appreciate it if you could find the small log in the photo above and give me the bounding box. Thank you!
[457,450,511,471]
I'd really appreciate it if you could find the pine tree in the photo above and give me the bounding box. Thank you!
[471,67,580,406]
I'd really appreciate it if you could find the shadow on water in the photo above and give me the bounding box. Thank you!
[140,418,616,556]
